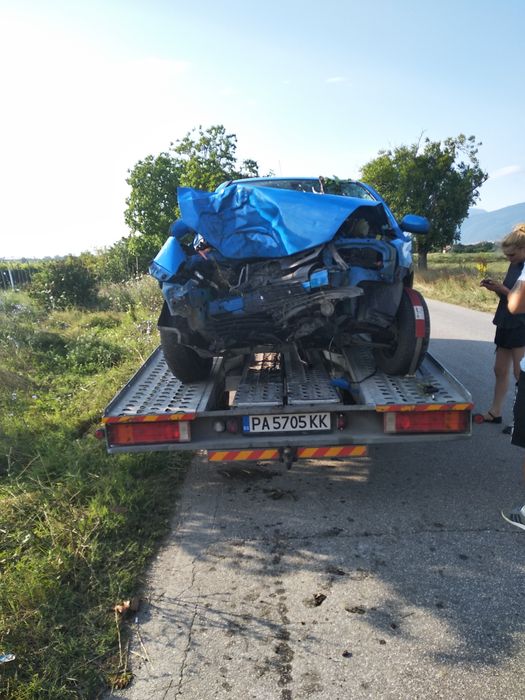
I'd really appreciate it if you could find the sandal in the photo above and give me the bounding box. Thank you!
[474,411,503,424]
[482,411,502,424]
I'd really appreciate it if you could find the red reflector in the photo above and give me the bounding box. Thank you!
[384,411,469,434]
[94,428,105,440]
[108,420,190,446]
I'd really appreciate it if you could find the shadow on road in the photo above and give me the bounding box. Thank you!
[155,337,523,672]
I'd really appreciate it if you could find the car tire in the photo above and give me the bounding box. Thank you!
[159,328,213,383]
[373,288,430,375]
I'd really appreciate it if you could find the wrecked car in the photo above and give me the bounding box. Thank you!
[149,177,430,383]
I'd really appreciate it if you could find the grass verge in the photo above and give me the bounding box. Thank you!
[0,279,190,698]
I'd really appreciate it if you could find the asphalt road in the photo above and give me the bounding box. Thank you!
[110,299,525,700]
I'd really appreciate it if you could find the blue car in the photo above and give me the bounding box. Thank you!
[150,177,430,383]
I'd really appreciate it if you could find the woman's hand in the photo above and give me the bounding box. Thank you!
[480,278,507,295]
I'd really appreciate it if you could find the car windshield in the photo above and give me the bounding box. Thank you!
[234,178,376,201]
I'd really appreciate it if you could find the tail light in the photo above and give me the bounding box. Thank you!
[107,420,191,446]
[384,411,469,434]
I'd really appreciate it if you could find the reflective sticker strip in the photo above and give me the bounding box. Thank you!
[208,446,368,462]
[404,288,426,338]
[376,403,473,413]
[208,449,279,462]
[103,412,197,423]
[297,446,367,458]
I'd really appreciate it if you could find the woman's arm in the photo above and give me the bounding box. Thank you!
[508,279,525,314]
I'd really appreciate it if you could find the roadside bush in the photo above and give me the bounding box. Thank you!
[29,256,99,310]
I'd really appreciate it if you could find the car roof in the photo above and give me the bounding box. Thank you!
[230,176,362,184]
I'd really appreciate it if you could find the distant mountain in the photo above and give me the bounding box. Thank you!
[459,202,525,244]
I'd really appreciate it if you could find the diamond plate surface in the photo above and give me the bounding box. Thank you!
[343,346,469,406]
[284,348,341,405]
[233,353,283,408]
[105,349,217,417]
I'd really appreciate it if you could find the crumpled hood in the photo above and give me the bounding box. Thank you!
[177,184,393,259]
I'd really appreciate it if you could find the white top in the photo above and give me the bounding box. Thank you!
[518,267,525,372]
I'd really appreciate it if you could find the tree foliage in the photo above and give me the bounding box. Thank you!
[121,125,260,272]
[452,241,496,253]
[174,124,259,190]
[360,134,488,269]
[124,152,182,259]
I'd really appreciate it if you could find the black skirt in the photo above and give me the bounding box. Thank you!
[494,325,525,349]
[512,371,525,449]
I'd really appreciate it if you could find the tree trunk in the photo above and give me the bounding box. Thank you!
[418,250,428,270]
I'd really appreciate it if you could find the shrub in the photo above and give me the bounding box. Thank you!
[29,257,99,310]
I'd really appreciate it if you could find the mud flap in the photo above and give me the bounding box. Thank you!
[403,288,429,375]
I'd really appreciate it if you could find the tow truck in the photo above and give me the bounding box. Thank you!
[98,343,473,467]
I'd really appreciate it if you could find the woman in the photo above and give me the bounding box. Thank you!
[480,224,525,423]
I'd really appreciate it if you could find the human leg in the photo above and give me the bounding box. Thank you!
[502,369,525,530]
[484,347,512,420]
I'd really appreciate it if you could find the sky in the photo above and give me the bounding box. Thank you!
[1,0,525,259]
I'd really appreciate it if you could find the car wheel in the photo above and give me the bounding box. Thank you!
[373,288,430,375]
[159,328,213,383]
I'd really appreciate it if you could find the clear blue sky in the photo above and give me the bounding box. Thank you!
[2,0,524,258]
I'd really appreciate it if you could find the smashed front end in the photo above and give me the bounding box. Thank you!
[150,183,413,357]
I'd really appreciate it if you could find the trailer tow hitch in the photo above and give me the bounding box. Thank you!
[280,447,297,469]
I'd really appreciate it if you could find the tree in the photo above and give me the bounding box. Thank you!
[360,135,488,269]
[174,124,259,190]
[124,152,183,267]
[122,125,260,272]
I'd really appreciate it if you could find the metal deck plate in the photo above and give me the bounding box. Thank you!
[233,353,283,408]
[343,346,468,406]
[232,350,342,408]
[105,348,218,417]
[284,348,341,405]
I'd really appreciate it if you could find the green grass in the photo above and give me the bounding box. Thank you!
[0,279,191,698]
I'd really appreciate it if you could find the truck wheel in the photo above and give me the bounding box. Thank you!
[373,288,430,375]
[159,329,213,383]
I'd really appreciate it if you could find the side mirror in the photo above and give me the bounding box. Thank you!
[399,214,429,234]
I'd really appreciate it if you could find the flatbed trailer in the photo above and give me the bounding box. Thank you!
[99,345,473,466]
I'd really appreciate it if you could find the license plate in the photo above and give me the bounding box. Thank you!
[242,412,331,433]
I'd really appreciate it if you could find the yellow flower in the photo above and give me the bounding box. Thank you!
[475,261,488,278]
